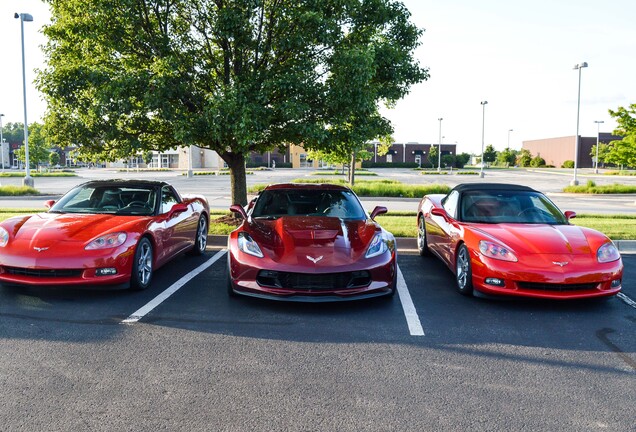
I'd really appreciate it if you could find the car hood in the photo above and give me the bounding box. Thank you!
[248,216,380,266]
[473,223,595,255]
[6,213,146,246]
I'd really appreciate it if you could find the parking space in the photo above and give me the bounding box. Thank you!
[1,249,634,430]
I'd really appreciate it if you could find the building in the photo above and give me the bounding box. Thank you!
[523,133,622,168]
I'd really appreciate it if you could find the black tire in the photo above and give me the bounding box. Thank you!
[455,244,473,296]
[417,216,430,257]
[131,237,153,290]
[189,215,207,256]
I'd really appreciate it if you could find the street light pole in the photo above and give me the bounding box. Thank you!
[507,129,513,150]
[15,12,34,187]
[572,62,588,186]
[594,120,604,174]
[437,117,443,173]
[480,101,488,178]
[0,114,5,172]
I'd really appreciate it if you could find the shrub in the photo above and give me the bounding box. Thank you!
[562,160,575,168]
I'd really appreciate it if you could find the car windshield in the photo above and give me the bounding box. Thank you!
[251,189,366,220]
[49,184,157,216]
[460,190,567,224]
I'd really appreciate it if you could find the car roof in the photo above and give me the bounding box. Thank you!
[451,183,538,193]
[263,183,352,192]
[80,179,171,188]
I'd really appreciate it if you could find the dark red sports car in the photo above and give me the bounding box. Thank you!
[417,183,623,299]
[0,180,209,289]
[227,183,397,301]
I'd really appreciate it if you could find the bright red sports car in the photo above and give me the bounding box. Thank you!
[0,180,209,290]
[417,183,623,299]
[227,183,397,301]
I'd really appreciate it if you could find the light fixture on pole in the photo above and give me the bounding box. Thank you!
[594,120,604,174]
[507,129,513,150]
[437,118,443,173]
[0,113,5,172]
[480,101,488,178]
[15,12,34,187]
[571,62,588,186]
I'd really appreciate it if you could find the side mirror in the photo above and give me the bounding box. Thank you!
[431,207,450,221]
[564,210,577,221]
[44,200,56,209]
[230,204,248,220]
[247,197,257,210]
[370,206,388,220]
[170,202,188,215]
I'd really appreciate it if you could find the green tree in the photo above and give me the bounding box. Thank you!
[454,152,471,169]
[530,155,545,167]
[13,122,51,170]
[49,151,61,167]
[590,143,611,168]
[496,148,517,167]
[427,145,438,168]
[607,104,636,169]
[482,144,497,165]
[39,0,427,205]
[516,149,532,167]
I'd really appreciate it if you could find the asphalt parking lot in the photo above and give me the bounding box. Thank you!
[1,246,634,431]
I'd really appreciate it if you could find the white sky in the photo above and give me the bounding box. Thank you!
[1,0,635,155]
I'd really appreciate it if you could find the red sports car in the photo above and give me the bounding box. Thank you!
[227,183,397,301]
[0,180,209,290]
[417,183,623,299]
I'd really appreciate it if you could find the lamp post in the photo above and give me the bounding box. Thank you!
[15,13,34,187]
[437,118,443,173]
[594,120,604,174]
[0,113,5,172]
[507,129,513,150]
[571,62,588,186]
[480,101,488,178]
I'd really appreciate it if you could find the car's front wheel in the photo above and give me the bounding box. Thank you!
[131,237,153,290]
[417,216,430,256]
[455,244,473,296]
[189,215,207,256]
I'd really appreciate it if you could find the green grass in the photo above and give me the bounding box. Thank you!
[248,179,450,197]
[0,186,39,196]
[563,181,636,194]
[604,170,636,176]
[2,208,632,240]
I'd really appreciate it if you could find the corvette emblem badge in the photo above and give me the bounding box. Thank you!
[34,247,49,252]
[306,255,323,264]
[552,261,568,267]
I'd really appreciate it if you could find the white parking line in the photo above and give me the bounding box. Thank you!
[396,264,425,336]
[122,249,227,324]
[617,292,636,309]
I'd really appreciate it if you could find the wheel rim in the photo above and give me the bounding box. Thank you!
[137,242,152,285]
[456,247,469,289]
[417,218,426,250]
[197,217,207,251]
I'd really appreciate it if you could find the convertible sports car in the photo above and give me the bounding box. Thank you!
[417,183,623,299]
[227,183,397,301]
[0,180,209,290]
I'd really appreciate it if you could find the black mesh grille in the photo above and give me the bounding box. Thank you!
[517,282,598,292]
[257,270,371,290]
[3,267,83,278]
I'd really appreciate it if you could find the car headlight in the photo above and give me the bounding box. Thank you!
[597,242,620,263]
[238,232,263,258]
[0,227,8,247]
[479,240,518,262]
[366,233,388,258]
[85,232,127,250]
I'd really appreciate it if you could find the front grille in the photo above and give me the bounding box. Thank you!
[516,282,598,292]
[257,270,371,291]
[3,267,83,278]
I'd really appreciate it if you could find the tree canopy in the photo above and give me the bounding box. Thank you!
[607,104,636,168]
[38,0,428,205]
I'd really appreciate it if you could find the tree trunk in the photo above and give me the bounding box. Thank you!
[349,150,357,186]
[225,153,248,207]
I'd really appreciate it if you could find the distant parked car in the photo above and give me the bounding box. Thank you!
[227,183,397,301]
[417,183,623,299]
[0,180,209,290]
